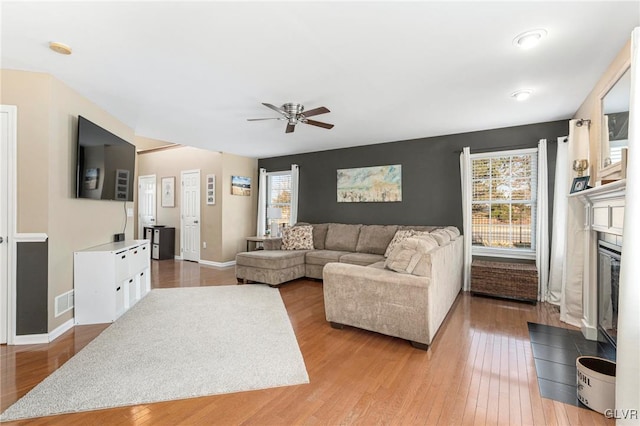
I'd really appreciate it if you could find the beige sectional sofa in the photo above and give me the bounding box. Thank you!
[235,223,464,349]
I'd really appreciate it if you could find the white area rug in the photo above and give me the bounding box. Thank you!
[1,286,309,421]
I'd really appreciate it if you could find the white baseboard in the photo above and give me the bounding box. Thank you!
[12,333,49,345]
[11,318,75,345]
[199,259,236,268]
[174,255,183,260]
[49,318,75,342]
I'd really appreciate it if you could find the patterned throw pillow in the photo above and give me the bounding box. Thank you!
[384,229,415,258]
[281,225,314,250]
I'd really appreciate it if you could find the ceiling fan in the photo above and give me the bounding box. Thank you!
[247,103,334,133]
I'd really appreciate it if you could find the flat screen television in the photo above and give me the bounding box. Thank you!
[76,116,136,201]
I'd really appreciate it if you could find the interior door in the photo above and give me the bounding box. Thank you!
[181,170,200,262]
[138,175,156,239]
[0,106,14,344]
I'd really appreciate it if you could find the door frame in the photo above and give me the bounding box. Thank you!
[180,169,201,262]
[137,174,157,239]
[1,105,17,345]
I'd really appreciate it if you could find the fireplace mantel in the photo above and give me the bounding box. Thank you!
[569,179,626,340]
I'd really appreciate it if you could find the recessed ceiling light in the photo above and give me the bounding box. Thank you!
[49,41,72,55]
[513,29,547,49]
[511,90,532,101]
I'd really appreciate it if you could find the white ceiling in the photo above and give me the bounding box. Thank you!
[1,2,638,158]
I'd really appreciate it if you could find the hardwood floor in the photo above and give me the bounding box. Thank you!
[1,260,613,425]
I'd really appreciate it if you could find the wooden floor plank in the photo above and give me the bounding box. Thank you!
[0,260,615,425]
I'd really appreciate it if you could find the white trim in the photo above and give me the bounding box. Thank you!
[199,259,236,268]
[48,318,74,342]
[14,233,48,243]
[470,147,537,158]
[174,255,183,260]
[471,247,536,260]
[2,105,17,345]
[12,334,49,345]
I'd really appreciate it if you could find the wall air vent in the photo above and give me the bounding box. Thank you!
[55,290,74,317]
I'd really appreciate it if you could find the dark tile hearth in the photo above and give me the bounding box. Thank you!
[527,322,616,408]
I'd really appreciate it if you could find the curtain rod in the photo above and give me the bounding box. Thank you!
[453,141,551,154]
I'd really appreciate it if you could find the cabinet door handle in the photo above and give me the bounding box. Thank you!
[116,286,121,291]
[121,255,126,259]
[194,220,199,224]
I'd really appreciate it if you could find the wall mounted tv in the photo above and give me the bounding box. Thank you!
[76,116,136,201]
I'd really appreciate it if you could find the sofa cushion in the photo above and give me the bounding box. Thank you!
[443,226,460,239]
[384,237,437,275]
[282,225,314,250]
[236,250,308,270]
[367,260,386,270]
[355,225,399,255]
[339,252,385,266]
[312,223,329,250]
[325,224,362,251]
[305,250,351,266]
[430,229,451,246]
[384,229,415,257]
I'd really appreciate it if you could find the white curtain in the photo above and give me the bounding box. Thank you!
[560,119,590,327]
[536,139,550,301]
[256,168,267,237]
[615,26,640,421]
[547,137,569,304]
[459,147,472,291]
[289,164,299,226]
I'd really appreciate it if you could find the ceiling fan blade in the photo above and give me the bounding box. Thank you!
[262,103,289,117]
[285,123,296,133]
[302,106,330,117]
[247,117,283,121]
[305,119,334,130]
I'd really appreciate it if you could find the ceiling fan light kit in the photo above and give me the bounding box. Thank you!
[248,102,334,133]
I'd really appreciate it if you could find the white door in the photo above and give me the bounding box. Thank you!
[1,106,16,344]
[138,175,156,239]
[181,170,200,262]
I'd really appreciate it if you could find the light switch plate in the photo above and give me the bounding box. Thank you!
[127,208,134,217]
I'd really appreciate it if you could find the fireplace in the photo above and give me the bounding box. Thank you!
[597,238,621,347]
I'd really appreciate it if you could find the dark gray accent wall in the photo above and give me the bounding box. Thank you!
[16,240,48,335]
[259,120,568,231]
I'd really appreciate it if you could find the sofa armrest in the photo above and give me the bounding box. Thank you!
[323,262,433,344]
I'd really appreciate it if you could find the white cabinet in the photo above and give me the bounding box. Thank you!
[74,240,151,325]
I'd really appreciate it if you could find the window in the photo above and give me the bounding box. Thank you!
[470,148,538,258]
[265,171,292,230]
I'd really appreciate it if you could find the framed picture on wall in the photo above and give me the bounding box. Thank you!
[231,175,251,196]
[206,174,216,205]
[161,176,175,207]
[570,176,590,193]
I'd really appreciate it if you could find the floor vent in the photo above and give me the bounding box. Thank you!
[55,290,74,317]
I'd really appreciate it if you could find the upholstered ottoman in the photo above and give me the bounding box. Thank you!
[235,250,309,286]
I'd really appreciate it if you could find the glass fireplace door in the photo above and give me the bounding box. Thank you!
[598,243,621,347]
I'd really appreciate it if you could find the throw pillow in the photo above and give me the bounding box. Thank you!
[430,229,451,246]
[384,229,415,257]
[384,237,436,274]
[281,225,314,250]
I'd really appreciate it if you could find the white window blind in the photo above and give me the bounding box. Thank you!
[470,148,538,257]
[266,171,292,230]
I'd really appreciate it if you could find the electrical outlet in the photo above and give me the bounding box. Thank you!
[203,242,207,249]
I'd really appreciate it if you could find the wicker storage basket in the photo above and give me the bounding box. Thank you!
[471,260,538,303]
